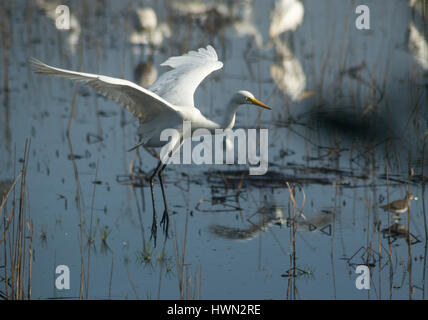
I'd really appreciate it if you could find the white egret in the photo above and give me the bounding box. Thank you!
[129,7,171,47]
[35,0,81,54]
[269,0,304,38]
[270,38,306,101]
[29,45,271,245]
[408,22,428,71]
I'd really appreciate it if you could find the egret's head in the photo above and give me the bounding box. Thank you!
[232,90,271,110]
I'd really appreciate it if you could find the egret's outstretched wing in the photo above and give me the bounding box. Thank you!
[29,58,181,123]
[149,45,223,108]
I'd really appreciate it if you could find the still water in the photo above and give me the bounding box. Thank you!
[0,0,427,299]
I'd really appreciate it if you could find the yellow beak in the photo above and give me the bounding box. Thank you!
[250,97,271,110]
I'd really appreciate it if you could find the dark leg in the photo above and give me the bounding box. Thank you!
[149,160,163,247]
[158,164,169,238]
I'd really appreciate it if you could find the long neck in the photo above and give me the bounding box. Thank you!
[222,99,240,130]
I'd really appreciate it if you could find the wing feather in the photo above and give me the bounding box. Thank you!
[28,58,181,123]
[149,45,223,107]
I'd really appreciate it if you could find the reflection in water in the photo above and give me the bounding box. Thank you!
[230,0,263,48]
[171,0,263,47]
[409,0,428,19]
[267,0,306,101]
[298,105,394,147]
[407,22,428,71]
[208,205,333,241]
[35,0,81,53]
[0,1,11,160]
[269,0,304,38]
[0,180,13,201]
[134,61,158,88]
[205,165,371,190]
[270,38,306,101]
[171,0,231,35]
[129,7,171,47]
[382,223,420,245]
[172,1,229,17]
[2,0,427,300]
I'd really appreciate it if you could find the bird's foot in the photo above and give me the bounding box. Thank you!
[160,209,169,238]
[150,218,157,247]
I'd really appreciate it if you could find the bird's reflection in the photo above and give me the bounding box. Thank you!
[270,38,306,101]
[35,0,81,54]
[208,204,333,241]
[267,0,306,101]
[171,0,231,36]
[408,0,427,72]
[269,0,304,38]
[171,0,263,47]
[409,0,428,19]
[407,22,428,71]
[381,223,419,245]
[134,61,158,88]
[129,7,171,48]
[230,0,263,48]
[172,1,229,17]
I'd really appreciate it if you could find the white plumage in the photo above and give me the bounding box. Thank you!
[269,0,304,38]
[408,22,428,71]
[149,46,223,107]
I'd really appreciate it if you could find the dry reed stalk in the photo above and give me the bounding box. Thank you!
[173,207,191,299]
[421,134,428,299]
[86,160,99,299]
[385,163,393,299]
[285,182,297,299]
[407,152,413,300]
[1,139,33,300]
[108,252,114,299]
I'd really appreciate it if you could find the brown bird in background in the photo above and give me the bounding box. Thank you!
[380,191,418,218]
